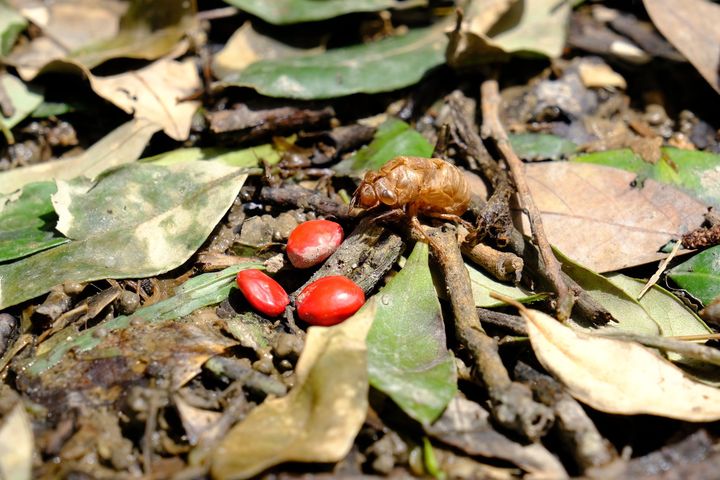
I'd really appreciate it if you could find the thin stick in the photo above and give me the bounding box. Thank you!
[480,79,574,320]
[636,240,681,300]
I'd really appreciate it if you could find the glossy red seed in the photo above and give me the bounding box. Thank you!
[286,219,344,269]
[236,269,289,317]
[296,276,365,326]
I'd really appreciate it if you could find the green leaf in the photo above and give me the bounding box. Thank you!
[0,1,26,56]
[557,250,661,335]
[573,147,720,208]
[0,181,68,262]
[143,144,280,167]
[0,73,43,130]
[335,118,433,175]
[0,118,160,195]
[211,301,374,479]
[24,263,262,376]
[217,23,448,99]
[509,133,577,161]
[668,246,720,305]
[465,262,541,307]
[0,162,247,309]
[605,274,711,337]
[31,101,77,118]
[221,0,403,24]
[367,242,456,425]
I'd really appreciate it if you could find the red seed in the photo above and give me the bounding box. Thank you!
[236,269,289,317]
[296,276,365,326]
[286,219,344,269]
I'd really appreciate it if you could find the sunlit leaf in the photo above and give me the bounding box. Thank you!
[0,72,43,130]
[216,23,448,99]
[0,181,68,262]
[220,0,404,25]
[368,242,456,425]
[0,162,247,309]
[0,118,160,195]
[334,118,433,175]
[0,402,33,480]
[143,144,280,167]
[211,301,375,479]
[524,307,720,421]
[668,246,720,305]
[465,261,541,307]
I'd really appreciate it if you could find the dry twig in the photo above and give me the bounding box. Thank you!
[480,79,574,320]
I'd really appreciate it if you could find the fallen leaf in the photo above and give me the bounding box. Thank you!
[0,72,43,130]
[426,395,568,478]
[367,242,457,425]
[465,261,541,307]
[220,0,403,25]
[448,0,571,66]
[523,307,720,421]
[174,394,223,446]
[0,118,160,195]
[0,2,26,56]
[215,23,448,100]
[334,118,433,175]
[518,162,706,272]
[6,0,192,78]
[0,161,246,309]
[212,22,324,79]
[668,245,720,305]
[577,61,626,89]
[644,0,720,94]
[574,147,720,209]
[606,273,712,337]
[0,181,68,262]
[89,58,200,140]
[0,402,33,480]
[144,144,280,167]
[210,301,375,480]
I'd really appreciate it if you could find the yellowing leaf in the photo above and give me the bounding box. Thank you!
[210,301,375,479]
[523,308,720,421]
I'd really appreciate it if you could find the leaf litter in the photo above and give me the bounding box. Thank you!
[1,1,720,479]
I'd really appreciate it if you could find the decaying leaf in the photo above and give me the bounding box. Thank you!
[0,118,160,195]
[367,242,456,425]
[210,301,375,480]
[0,2,26,56]
[448,0,571,66]
[0,161,246,309]
[644,0,720,94]
[0,402,33,480]
[6,0,193,78]
[426,395,568,478]
[215,23,448,100]
[89,58,200,141]
[23,263,262,376]
[519,162,707,272]
[524,307,720,421]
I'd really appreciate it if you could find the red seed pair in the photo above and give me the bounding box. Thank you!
[236,270,364,326]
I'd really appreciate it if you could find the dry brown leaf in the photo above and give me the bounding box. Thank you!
[210,301,375,480]
[0,402,33,480]
[90,58,200,141]
[517,162,706,272]
[523,307,720,422]
[644,0,720,94]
